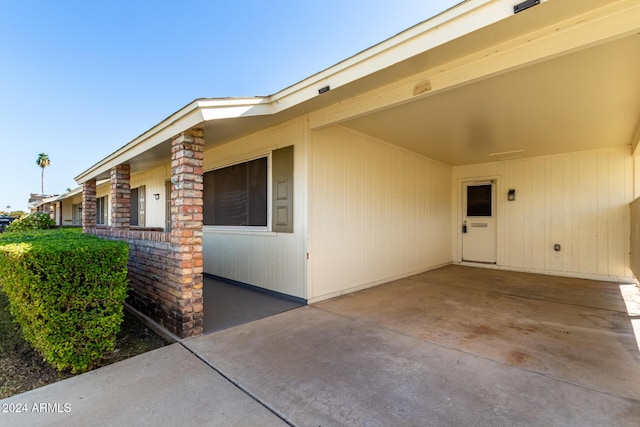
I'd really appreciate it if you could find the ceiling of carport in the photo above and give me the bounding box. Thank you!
[341,34,640,166]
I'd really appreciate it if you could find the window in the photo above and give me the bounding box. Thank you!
[72,204,82,225]
[466,185,492,217]
[204,157,268,226]
[202,146,294,232]
[130,186,145,227]
[96,196,108,225]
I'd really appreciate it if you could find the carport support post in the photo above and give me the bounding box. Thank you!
[110,163,131,229]
[82,179,96,232]
[170,128,204,337]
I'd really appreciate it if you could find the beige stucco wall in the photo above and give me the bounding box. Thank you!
[453,146,634,281]
[130,164,171,229]
[307,125,452,302]
[59,193,82,226]
[201,117,308,299]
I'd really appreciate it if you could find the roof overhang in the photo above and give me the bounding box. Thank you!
[75,0,640,183]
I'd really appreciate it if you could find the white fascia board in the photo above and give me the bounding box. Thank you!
[309,0,640,129]
[75,102,206,183]
[197,0,514,116]
[75,98,274,183]
[197,97,274,121]
[33,195,59,206]
[54,187,82,201]
[267,0,513,110]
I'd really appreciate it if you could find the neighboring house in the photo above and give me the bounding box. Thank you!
[58,0,640,338]
[30,188,83,227]
[28,193,53,213]
[30,194,59,223]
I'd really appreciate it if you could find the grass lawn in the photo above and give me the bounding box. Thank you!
[0,287,172,399]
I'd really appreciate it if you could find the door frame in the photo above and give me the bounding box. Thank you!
[456,175,502,265]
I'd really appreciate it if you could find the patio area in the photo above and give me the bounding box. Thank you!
[188,265,640,425]
[316,265,640,400]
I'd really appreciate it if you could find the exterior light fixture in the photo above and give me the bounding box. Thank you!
[154,193,160,200]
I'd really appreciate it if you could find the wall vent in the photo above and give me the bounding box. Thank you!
[514,0,540,14]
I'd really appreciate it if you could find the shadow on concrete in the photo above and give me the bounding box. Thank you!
[203,277,303,334]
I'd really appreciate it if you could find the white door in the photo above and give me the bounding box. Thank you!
[462,181,497,263]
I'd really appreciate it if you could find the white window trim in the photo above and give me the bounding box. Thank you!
[203,226,277,237]
[203,152,272,232]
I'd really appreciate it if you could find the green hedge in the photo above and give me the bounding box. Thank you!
[0,228,129,373]
[6,212,56,232]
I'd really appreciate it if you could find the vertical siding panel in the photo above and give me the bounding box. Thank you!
[336,135,348,287]
[571,152,582,273]
[597,150,610,275]
[549,156,564,272]
[510,159,525,267]
[579,151,598,274]
[308,126,451,299]
[561,156,575,273]
[454,147,632,280]
[373,143,384,280]
[521,159,533,269]
[625,152,633,275]
[409,154,418,269]
[362,140,374,285]
[429,166,436,266]
[442,166,453,263]
[627,152,634,274]
[609,148,628,276]
[351,133,362,286]
[530,157,546,270]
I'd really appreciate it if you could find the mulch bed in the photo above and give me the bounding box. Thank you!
[0,289,172,399]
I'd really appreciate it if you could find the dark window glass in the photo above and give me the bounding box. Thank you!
[130,187,139,226]
[467,185,492,217]
[203,157,267,226]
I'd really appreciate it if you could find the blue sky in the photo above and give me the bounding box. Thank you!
[0,0,460,211]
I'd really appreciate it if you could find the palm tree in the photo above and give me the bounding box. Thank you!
[36,153,51,194]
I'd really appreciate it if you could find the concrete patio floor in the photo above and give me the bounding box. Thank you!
[2,265,640,426]
[187,266,640,426]
[315,265,640,401]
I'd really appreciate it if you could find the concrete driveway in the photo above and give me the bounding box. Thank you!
[2,265,640,426]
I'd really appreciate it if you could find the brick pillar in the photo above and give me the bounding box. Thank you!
[170,128,204,337]
[82,180,97,231]
[110,164,131,229]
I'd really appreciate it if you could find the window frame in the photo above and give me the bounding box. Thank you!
[130,185,146,227]
[96,196,108,226]
[203,153,272,232]
[72,203,82,225]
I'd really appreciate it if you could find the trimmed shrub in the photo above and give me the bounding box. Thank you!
[6,212,56,232]
[0,228,129,373]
